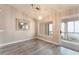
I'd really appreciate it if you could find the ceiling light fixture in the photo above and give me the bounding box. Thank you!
[38,16,42,20]
[31,4,40,11]
[31,4,42,21]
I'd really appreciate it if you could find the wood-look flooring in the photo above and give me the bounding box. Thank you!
[0,39,79,55]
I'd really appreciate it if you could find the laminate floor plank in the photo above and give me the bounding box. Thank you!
[0,39,79,55]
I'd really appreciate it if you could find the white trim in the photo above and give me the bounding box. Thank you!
[0,37,33,47]
[35,36,59,45]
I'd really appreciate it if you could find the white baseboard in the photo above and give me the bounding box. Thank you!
[0,37,33,48]
[0,36,59,48]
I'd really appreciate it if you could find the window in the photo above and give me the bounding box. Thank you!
[67,21,79,32]
[61,23,65,32]
[48,23,53,35]
[75,21,79,32]
[39,22,53,36]
[49,23,52,32]
[61,18,79,44]
[68,21,74,32]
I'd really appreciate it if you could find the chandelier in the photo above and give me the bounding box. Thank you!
[31,4,40,11]
[31,4,42,20]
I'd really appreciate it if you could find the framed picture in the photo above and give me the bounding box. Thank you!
[16,18,29,31]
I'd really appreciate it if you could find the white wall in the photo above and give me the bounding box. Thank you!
[0,5,35,45]
[0,9,4,43]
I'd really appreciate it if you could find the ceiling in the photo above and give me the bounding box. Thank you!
[10,4,79,20]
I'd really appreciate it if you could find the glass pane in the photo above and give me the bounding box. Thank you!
[68,21,74,32]
[49,24,52,32]
[61,23,65,32]
[48,23,53,35]
[75,21,79,32]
